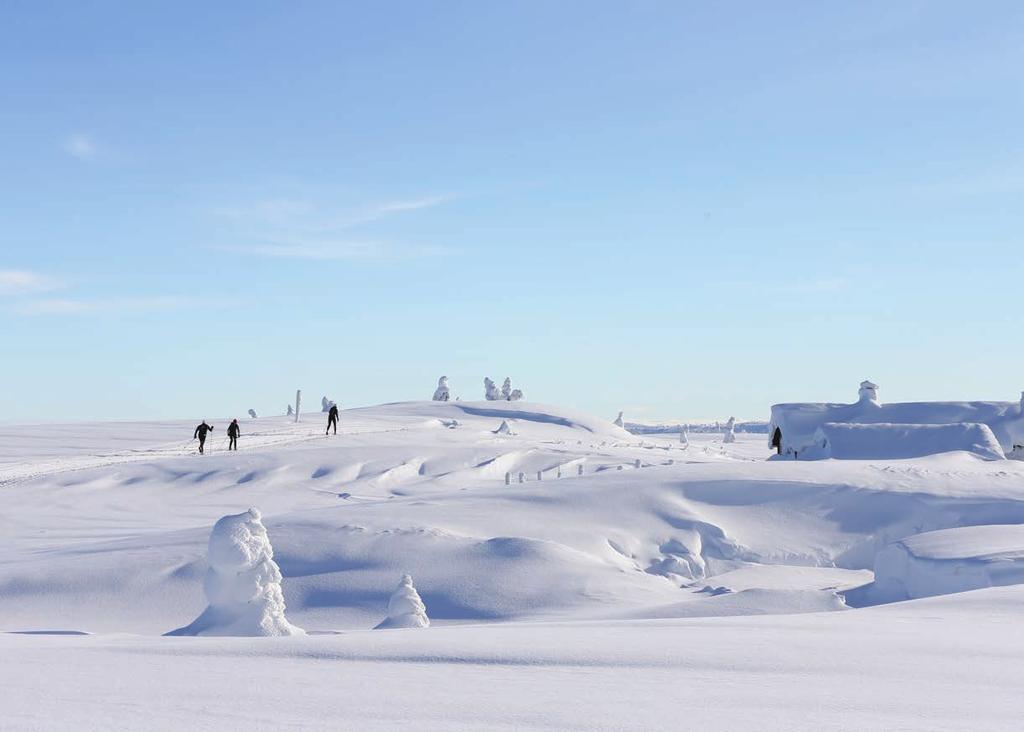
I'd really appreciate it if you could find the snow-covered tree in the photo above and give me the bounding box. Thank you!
[321,396,335,412]
[723,417,737,444]
[509,388,523,401]
[493,419,517,436]
[248,409,258,419]
[501,377,512,401]
[680,428,689,445]
[287,404,294,417]
[374,574,429,629]
[432,376,451,402]
[613,411,624,428]
[167,508,304,637]
[484,377,502,401]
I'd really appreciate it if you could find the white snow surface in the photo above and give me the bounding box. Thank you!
[2,399,1024,729]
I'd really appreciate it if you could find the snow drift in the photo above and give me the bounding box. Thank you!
[167,508,304,637]
[873,524,1024,601]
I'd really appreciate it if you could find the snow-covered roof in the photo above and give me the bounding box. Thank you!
[770,382,1024,454]
[810,422,1005,461]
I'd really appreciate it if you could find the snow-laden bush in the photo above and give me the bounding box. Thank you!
[167,508,304,637]
[509,388,523,401]
[374,574,429,629]
[484,377,502,401]
[433,376,450,402]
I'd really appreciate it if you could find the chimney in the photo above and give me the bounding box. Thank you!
[858,380,879,405]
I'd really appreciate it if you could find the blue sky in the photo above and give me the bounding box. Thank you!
[1,1,1022,421]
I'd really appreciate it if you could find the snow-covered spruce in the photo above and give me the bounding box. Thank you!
[167,508,303,637]
[501,378,512,401]
[484,377,502,401]
[509,389,523,401]
[723,417,737,443]
[494,419,517,436]
[432,376,451,402]
[374,574,429,629]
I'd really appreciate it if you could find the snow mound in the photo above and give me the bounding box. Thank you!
[873,524,1024,601]
[167,508,304,637]
[493,420,517,436]
[804,422,1005,460]
[375,574,430,629]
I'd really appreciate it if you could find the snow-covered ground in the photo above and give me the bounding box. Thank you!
[2,400,1024,730]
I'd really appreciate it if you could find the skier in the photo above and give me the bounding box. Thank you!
[193,421,215,454]
[227,419,240,451]
[326,402,339,435]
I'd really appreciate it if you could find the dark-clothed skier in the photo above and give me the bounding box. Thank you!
[227,419,240,451]
[326,403,339,435]
[194,421,215,454]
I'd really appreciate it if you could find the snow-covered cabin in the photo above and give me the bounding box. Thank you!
[769,381,1024,459]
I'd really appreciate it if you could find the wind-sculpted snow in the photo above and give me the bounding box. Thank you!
[2,401,1024,637]
[4,400,1024,729]
[869,524,1024,602]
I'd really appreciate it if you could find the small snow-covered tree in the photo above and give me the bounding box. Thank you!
[493,419,517,435]
[167,508,303,637]
[484,377,502,401]
[432,376,451,402]
[374,574,430,629]
[613,411,624,428]
[287,404,294,417]
[723,417,736,444]
[501,377,512,401]
[509,388,523,401]
[248,409,258,419]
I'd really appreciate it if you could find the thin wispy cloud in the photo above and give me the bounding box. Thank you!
[217,241,451,260]
[0,269,62,295]
[211,191,455,260]
[12,295,216,316]
[214,193,453,232]
[62,133,98,160]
